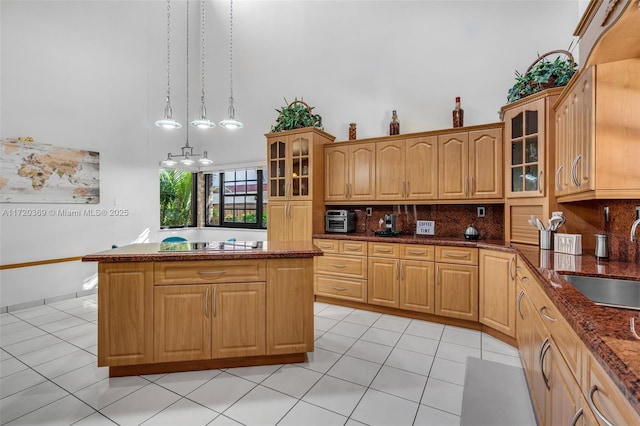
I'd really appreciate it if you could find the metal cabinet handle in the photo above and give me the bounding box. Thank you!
[318,244,333,250]
[212,287,217,317]
[540,306,557,322]
[521,276,530,286]
[405,180,410,198]
[509,257,515,281]
[555,165,563,191]
[344,246,360,252]
[470,176,474,196]
[331,286,347,292]
[569,408,584,426]
[588,386,615,426]
[445,253,468,259]
[517,290,525,320]
[331,264,347,269]
[538,171,543,194]
[205,287,209,317]
[408,250,426,255]
[348,182,352,199]
[464,178,469,197]
[539,337,551,390]
[395,260,400,281]
[198,270,227,276]
[400,261,404,281]
[571,154,582,187]
[376,248,392,253]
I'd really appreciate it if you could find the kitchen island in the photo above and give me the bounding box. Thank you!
[82,241,322,377]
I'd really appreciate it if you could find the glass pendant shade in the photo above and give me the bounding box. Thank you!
[219,103,243,129]
[197,151,213,166]
[179,153,195,166]
[190,102,216,129]
[155,99,182,129]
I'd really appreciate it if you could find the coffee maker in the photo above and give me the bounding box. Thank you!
[384,214,398,233]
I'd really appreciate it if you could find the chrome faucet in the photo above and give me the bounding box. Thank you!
[632,218,640,242]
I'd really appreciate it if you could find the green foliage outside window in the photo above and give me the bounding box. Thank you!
[160,169,193,227]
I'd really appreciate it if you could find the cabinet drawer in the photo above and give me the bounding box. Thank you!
[314,239,338,254]
[315,255,367,279]
[154,260,266,284]
[315,275,366,302]
[435,246,478,265]
[340,240,367,256]
[400,244,434,261]
[368,242,399,257]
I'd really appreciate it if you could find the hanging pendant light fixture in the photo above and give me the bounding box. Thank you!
[189,0,215,129]
[219,0,243,129]
[155,0,182,130]
[161,0,213,168]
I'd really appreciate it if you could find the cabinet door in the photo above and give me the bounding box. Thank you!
[289,133,312,199]
[571,68,594,194]
[548,340,583,426]
[267,258,314,354]
[288,201,312,241]
[98,263,153,367]
[399,260,435,313]
[267,138,288,199]
[325,145,349,201]
[154,285,211,363]
[438,132,469,199]
[530,311,550,425]
[405,136,438,200]
[469,127,503,199]
[516,283,535,376]
[435,263,478,320]
[212,283,265,358]
[505,98,545,198]
[266,202,288,241]
[349,143,376,201]
[368,257,399,307]
[376,140,405,200]
[479,250,516,337]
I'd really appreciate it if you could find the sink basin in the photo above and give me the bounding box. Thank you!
[561,274,640,311]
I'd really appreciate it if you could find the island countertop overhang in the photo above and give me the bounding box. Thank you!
[82,241,323,263]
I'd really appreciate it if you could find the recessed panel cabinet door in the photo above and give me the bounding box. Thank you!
[376,141,405,200]
[212,283,265,359]
[438,133,469,199]
[399,260,435,313]
[405,136,438,200]
[479,250,515,337]
[154,285,212,363]
[368,257,399,308]
[435,263,478,321]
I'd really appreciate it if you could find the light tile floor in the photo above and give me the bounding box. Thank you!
[0,295,526,425]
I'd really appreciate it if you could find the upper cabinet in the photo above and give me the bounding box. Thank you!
[325,142,375,202]
[554,59,640,202]
[376,136,438,201]
[438,126,503,201]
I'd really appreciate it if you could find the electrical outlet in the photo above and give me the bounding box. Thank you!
[477,206,485,218]
[366,207,372,216]
[636,206,640,220]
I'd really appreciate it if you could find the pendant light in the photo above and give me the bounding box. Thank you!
[155,0,182,130]
[160,0,213,168]
[189,0,215,129]
[219,0,243,129]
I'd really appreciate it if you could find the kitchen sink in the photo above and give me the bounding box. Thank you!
[561,274,640,311]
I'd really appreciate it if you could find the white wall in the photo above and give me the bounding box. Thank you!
[0,0,580,308]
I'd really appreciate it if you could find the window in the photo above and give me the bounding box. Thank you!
[159,169,196,227]
[205,167,267,229]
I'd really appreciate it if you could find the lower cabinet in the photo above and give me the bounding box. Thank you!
[479,249,516,337]
[435,247,478,321]
[314,239,368,303]
[154,283,266,363]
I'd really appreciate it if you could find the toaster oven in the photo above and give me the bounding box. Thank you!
[325,210,356,233]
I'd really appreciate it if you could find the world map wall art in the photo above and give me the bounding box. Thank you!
[0,139,100,203]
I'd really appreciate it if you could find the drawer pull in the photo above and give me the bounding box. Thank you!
[569,408,583,426]
[331,264,347,269]
[444,253,468,259]
[588,386,614,426]
[408,250,426,255]
[376,248,392,253]
[331,286,347,292]
[197,270,227,275]
[205,287,209,317]
[509,257,515,281]
[344,246,360,251]
[539,306,557,322]
[517,290,525,320]
[539,337,550,390]
[318,244,333,249]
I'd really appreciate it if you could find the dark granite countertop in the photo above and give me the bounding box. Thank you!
[82,241,323,263]
[314,233,640,415]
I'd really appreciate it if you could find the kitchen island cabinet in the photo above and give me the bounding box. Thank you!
[83,241,321,376]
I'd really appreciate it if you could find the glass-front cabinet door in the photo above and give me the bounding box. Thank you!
[267,133,312,200]
[504,97,545,198]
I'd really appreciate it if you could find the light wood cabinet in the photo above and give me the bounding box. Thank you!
[267,200,312,242]
[479,249,516,337]
[376,136,438,201]
[97,263,153,367]
[438,127,503,201]
[435,246,478,321]
[555,59,640,201]
[325,142,375,202]
[267,258,314,355]
[314,239,368,303]
[266,128,334,240]
[399,257,435,314]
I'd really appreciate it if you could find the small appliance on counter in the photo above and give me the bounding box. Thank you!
[463,224,480,241]
[325,209,356,233]
[374,214,400,237]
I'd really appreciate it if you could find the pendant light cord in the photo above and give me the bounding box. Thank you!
[185,0,190,148]
[200,0,206,103]
[228,0,234,109]
[165,0,172,108]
